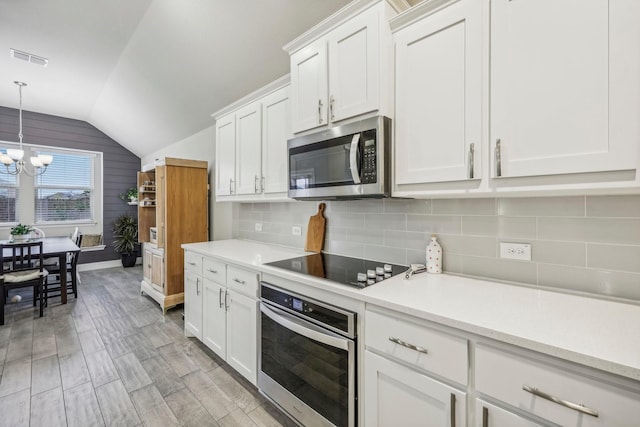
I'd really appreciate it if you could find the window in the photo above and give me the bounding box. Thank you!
[34,149,95,223]
[0,142,102,229]
[0,144,19,223]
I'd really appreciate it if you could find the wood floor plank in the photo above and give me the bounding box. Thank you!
[164,387,220,427]
[140,324,173,348]
[5,335,33,362]
[55,329,82,357]
[113,353,152,392]
[0,358,31,398]
[0,388,30,427]
[218,408,259,427]
[183,370,237,420]
[158,343,199,377]
[78,329,105,355]
[207,367,260,412]
[183,341,221,372]
[124,332,159,361]
[130,384,180,427]
[73,313,96,333]
[85,349,119,387]
[31,355,61,395]
[95,379,141,427]
[64,381,105,427]
[32,330,57,360]
[59,351,91,391]
[140,356,186,397]
[30,386,67,427]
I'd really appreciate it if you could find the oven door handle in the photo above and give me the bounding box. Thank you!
[349,133,361,185]
[261,303,350,351]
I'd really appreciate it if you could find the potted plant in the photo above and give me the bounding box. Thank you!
[119,187,138,205]
[112,214,138,267]
[10,223,33,241]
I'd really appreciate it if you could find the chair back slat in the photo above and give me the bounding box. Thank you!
[0,241,44,273]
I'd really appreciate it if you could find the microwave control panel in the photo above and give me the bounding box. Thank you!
[362,138,377,183]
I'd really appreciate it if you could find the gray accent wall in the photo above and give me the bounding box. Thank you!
[235,195,640,302]
[0,106,140,264]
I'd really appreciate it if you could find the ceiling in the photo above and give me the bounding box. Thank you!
[0,0,351,157]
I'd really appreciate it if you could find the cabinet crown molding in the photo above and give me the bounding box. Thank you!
[390,0,460,31]
[211,74,290,120]
[283,0,384,55]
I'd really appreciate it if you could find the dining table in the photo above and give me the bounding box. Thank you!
[1,236,80,304]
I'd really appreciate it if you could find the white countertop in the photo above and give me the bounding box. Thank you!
[182,239,640,381]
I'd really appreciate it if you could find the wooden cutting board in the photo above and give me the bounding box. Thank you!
[305,203,326,253]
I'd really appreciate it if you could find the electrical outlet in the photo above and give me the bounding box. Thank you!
[500,242,532,261]
[291,226,301,236]
[254,223,262,232]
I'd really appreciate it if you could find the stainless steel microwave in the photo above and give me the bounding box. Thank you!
[288,116,391,200]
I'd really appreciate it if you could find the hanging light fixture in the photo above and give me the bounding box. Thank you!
[0,81,53,176]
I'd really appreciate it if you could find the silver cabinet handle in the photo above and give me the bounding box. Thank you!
[495,139,502,177]
[468,142,475,179]
[229,178,235,194]
[196,277,200,296]
[187,261,196,266]
[224,290,229,311]
[318,99,323,124]
[329,95,335,120]
[482,406,488,427]
[219,287,224,308]
[450,393,456,427]
[254,175,259,193]
[522,385,599,417]
[207,269,217,274]
[261,176,265,193]
[388,336,428,354]
[232,278,246,285]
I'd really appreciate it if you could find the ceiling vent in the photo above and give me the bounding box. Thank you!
[9,48,48,67]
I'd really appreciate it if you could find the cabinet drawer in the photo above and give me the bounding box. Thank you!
[365,309,468,385]
[184,252,202,275]
[476,344,640,427]
[226,265,259,298]
[203,258,225,283]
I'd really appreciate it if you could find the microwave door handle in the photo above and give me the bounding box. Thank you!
[349,134,361,184]
[261,303,349,351]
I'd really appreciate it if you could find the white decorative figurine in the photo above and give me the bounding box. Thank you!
[426,234,442,274]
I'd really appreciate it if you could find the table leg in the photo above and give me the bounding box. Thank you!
[60,254,67,304]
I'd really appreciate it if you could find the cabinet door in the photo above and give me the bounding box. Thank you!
[215,113,236,196]
[491,0,638,178]
[143,248,152,283]
[328,5,380,123]
[290,39,328,133]
[202,279,226,359]
[151,250,164,294]
[235,102,262,195]
[395,0,481,185]
[261,86,291,195]
[226,290,258,386]
[364,350,466,427]
[184,272,202,339]
[476,400,546,427]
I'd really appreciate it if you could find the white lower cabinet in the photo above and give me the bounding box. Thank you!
[364,350,466,427]
[475,400,546,427]
[476,343,640,427]
[183,250,260,386]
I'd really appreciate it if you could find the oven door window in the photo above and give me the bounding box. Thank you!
[289,134,361,190]
[261,306,353,427]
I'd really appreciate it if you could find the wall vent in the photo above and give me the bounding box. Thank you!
[9,48,48,67]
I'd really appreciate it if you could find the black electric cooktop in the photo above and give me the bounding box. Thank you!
[265,253,407,289]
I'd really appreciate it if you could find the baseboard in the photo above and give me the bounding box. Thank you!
[78,257,142,272]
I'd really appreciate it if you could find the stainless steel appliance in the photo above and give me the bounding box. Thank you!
[259,283,356,427]
[287,116,391,200]
[259,254,406,427]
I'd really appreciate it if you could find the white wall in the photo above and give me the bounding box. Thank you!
[140,125,233,241]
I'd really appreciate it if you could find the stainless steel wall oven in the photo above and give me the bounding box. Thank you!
[259,282,356,427]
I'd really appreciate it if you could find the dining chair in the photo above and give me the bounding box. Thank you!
[0,241,48,325]
[44,233,82,302]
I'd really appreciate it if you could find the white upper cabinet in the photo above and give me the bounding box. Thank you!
[491,0,639,179]
[262,86,291,195]
[287,1,393,134]
[394,0,481,187]
[214,78,291,201]
[215,114,235,196]
[290,40,328,132]
[235,102,262,195]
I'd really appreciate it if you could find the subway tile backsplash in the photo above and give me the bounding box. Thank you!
[232,195,640,301]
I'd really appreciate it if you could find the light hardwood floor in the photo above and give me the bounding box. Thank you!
[0,266,296,427]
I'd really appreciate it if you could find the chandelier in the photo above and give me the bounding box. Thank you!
[0,81,53,176]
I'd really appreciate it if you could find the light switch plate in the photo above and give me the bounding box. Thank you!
[254,223,262,232]
[291,226,301,236]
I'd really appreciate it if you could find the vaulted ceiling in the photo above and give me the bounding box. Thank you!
[0,0,351,157]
